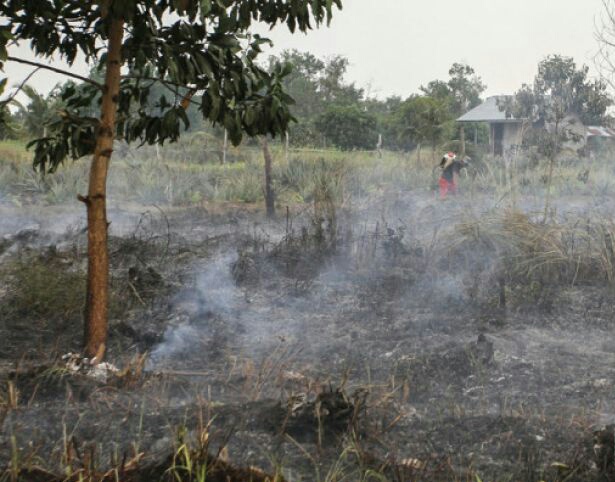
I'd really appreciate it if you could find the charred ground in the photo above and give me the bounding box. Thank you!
[1,176,615,481]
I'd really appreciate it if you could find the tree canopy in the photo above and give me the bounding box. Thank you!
[391,95,453,154]
[0,0,342,172]
[268,49,364,147]
[503,55,613,159]
[315,104,378,151]
[421,63,486,117]
[507,55,612,127]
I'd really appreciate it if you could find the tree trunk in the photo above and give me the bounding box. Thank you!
[543,122,559,223]
[460,124,466,157]
[261,137,275,218]
[416,143,421,165]
[82,11,124,361]
[543,155,555,223]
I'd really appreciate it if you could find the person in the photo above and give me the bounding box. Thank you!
[438,152,469,199]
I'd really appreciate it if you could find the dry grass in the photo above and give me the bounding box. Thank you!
[1,135,612,215]
[450,210,615,284]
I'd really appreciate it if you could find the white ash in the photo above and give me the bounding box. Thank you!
[62,352,119,382]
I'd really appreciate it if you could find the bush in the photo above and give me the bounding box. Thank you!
[315,105,379,151]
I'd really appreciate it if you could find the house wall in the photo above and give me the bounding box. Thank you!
[502,123,522,156]
[488,122,523,157]
[483,116,588,158]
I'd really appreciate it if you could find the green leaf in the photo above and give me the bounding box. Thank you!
[210,34,240,49]
[280,62,293,77]
[271,96,281,116]
[245,106,255,126]
[194,52,214,78]
[201,0,212,16]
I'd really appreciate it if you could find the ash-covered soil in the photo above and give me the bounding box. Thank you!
[1,190,615,481]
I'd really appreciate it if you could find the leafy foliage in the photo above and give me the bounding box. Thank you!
[0,0,343,172]
[503,55,613,158]
[16,85,63,138]
[391,95,453,152]
[0,105,19,140]
[421,63,486,117]
[315,105,378,150]
[268,49,365,146]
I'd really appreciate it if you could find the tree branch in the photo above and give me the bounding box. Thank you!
[6,56,104,90]
[0,67,40,107]
[122,75,202,109]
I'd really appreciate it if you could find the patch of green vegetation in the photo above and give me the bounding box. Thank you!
[0,252,131,336]
[1,255,86,325]
[0,140,29,164]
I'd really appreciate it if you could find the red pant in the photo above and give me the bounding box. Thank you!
[439,177,456,199]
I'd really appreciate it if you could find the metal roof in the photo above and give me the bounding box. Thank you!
[586,126,615,137]
[457,96,521,123]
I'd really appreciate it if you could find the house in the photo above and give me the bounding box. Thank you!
[457,96,523,157]
[458,96,614,158]
[586,126,615,156]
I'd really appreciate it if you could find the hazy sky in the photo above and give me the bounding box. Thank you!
[2,0,610,101]
[260,0,608,98]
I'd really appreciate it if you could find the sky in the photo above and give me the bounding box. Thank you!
[2,0,610,101]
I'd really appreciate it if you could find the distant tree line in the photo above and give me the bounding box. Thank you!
[270,51,489,152]
[2,52,613,156]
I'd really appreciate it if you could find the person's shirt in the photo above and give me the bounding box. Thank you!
[441,160,465,182]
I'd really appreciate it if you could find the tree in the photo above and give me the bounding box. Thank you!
[392,96,453,161]
[366,95,403,150]
[503,55,612,219]
[0,104,18,140]
[505,55,612,155]
[420,80,452,105]
[319,55,363,106]
[595,0,615,108]
[421,63,486,117]
[0,0,342,360]
[270,50,325,121]
[268,50,364,147]
[421,63,486,154]
[17,85,62,138]
[447,63,487,116]
[315,105,378,150]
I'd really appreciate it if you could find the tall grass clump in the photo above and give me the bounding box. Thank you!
[441,209,615,308]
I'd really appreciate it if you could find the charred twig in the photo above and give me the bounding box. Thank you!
[127,281,146,306]
[152,203,171,264]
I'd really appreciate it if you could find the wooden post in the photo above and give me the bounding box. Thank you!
[285,131,289,163]
[460,124,466,157]
[261,137,275,218]
[222,129,228,164]
[489,124,494,156]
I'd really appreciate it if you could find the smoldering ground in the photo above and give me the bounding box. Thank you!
[2,163,615,481]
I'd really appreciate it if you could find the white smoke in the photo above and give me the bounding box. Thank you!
[148,252,240,364]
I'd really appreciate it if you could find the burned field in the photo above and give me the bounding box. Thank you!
[1,190,615,481]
